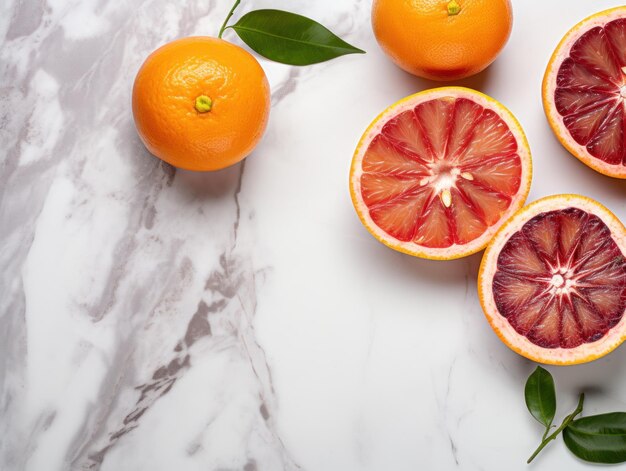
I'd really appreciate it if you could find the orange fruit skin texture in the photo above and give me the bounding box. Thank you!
[132,37,270,171]
[372,0,513,81]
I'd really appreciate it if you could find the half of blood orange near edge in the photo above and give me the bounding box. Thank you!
[543,6,626,179]
[479,194,626,365]
[349,87,532,260]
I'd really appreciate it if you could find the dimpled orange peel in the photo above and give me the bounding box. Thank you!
[372,0,513,80]
[132,37,270,171]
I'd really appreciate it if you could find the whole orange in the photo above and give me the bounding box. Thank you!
[372,0,513,81]
[132,37,270,171]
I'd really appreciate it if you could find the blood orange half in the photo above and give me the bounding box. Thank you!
[349,87,532,260]
[479,195,626,365]
[543,7,626,179]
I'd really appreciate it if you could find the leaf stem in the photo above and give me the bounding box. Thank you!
[218,0,241,38]
[527,393,585,464]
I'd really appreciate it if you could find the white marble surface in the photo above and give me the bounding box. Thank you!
[2,0,626,470]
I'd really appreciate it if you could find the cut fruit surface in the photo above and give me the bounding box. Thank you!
[350,87,532,260]
[479,195,626,365]
[543,7,626,179]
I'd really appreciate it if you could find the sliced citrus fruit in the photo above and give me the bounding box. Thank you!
[543,7,626,179]
[349,87,532,260]
[478,195,626,365]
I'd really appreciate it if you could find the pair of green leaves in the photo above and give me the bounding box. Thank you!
[218,0,364,65]
[525,366,626,464]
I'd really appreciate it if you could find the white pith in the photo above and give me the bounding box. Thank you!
[543,6,626,178]
[350,87,532,260]
[418,164,475,209]
[479,195,626,365]
[534,247,604,299]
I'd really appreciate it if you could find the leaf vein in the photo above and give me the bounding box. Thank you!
[231,25,363,54]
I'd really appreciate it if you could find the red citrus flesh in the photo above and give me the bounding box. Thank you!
[479,195,626,365]
[544,7,626,178]
[351,88,532,260]
[494,207,626,349]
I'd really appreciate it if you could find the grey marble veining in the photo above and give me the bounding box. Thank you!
[2,1,626,471]
[1,1,309,469]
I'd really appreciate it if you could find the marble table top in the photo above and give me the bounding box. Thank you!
[2,0,626,470]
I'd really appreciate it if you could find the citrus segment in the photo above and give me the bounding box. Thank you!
[361,135,430,175]
[350,87,532,260]
[543,7,626,178]
[465,155,521,196]
[479,195,626,365]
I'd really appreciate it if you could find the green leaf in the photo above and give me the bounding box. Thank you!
[525,366,556,429]
[527,393,585,464]
[229,9,365,65]
[563,413,626,464]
